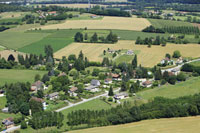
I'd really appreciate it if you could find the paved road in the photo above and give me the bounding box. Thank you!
[1,125,20,133]
[161,58,200,73]
[56,88,120,112]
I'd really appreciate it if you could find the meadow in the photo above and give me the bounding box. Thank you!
[44,4,108,8]
[40,16,151,31]
[70,116,200,133]
[148,19,193,28]
[0,69,47,86]
[54,40,200,67]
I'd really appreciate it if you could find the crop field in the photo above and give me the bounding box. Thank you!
[0,69,47,86]
[19,29,81,55]
[40,16,151,31]
[70,116,200,133]
[54,40,200,67]
[0,12,26,19]
[137,77,200,100]
[44,4,108,8]
[148,19,193,28]
[0,50,26,62]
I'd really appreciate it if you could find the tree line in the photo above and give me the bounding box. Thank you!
[162,26,200,34]
[0,26,9,32]
[142,26,165,33]
[136,36,166,46]
[74,31,118,44]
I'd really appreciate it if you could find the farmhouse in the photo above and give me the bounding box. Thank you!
[2,118,14,129]
[90,14,99,19]
[171,68,180,75]
[104,78,112,84]
[31,80,44,91]
[47,11,57,16]
[142,80,153,88]
[114,92,128,100]
[58,72,67,77]
[91,79,101,86]
[47,92,59,100]
[68,87,78,96]
[111,73,121,81]
[31,97,47,110]
[176,57,183,65]
[85,86,100,92]
[126,50,134,55]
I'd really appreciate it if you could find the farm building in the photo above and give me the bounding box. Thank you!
[2,118,14,129]
[104,78,112,84]
[91,79,101,86]
[114,92,128,100]
[47,92,59,100]
[142,80,153,88]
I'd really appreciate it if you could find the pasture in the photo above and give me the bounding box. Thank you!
[40,16,151,31]
[137,77,200,100]
[0,12,26,19]
[0,97,6,110]
[70,116,200,133]
[45,4,108,8]
[148,19,193,28]
[54,40,200,67]
[0,69,47,86]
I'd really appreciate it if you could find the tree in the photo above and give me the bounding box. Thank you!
[34,74,41,82]
[68,54,76,61]
[37,90,44,98]
[74,32,83,42]
[173,50,181,58]
[132,55,137,69]
[84,33,88,40]
[19,102,30,116]
[41,74,50,83]
[108,86,114,96]
[90,32,98,43]
[103,50,106,55]
[8,54,15,61]
[165,53,171,59]
[177,72,186,81]
[168,75,177,85]
[21,120,27,129]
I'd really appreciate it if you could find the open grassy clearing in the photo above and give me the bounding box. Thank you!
[190,61,200,67]
[19,29,81,55]
[70,116,200,133]
[40,16,151,31]
[0,69,47,86]
[148,19,193,28]
[54,40,200,67]
[0,96,6,110]
[137,77,200,100]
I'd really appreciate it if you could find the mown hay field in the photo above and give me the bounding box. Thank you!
[54,40,200,67]
[70,116,200,133]
[0,12,25,19]
[41,17,151,31]
[148,19,193,28]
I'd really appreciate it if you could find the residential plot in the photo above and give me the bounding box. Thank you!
[41,16,151,31]
[54,40,200,67]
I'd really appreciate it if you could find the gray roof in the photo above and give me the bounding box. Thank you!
[48,92,59,98]
[85,86,97,90]
[114,92,128,97]
[91,80,100,86]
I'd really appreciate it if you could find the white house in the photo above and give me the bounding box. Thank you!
[85,86,99,92]
[142,80,152,88]
[104,78,112,84]
[114,92,128,100]
[68,87,78,97]
[91,79,101,86]
[47,92,59,100]
[171,68,180,75]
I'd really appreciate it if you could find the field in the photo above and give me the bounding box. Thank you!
[70,116,200,133]
[19,29,81,55]
[190,61,200,67]
[0,69,47,86]
[137,77,200,100]
[0,96,6,109]
[40,16,151,31]
[148,19,193,28]
[44,4,108,8]
[0,50,26,62]
[0,12,27,19]
[54,40,200,67]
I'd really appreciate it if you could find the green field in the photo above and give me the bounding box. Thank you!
[70,116,200,133]
[148,19,192,28]
[0,69,47,86]
[190,61,200,67]
[0,96,6,109]
[137,77,200,100]
[18,29,81,55]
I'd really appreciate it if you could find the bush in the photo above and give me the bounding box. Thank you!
[21,120,27,129]
[108,97,113,102]
[173,50,181,58]
[177,73,186,81]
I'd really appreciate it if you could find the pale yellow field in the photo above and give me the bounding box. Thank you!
[41,16,151,31]
[54,40,200,67]
[0,12,24,19]
[69,116,200,133]
[45,4,107,8]
[105,0,127,2]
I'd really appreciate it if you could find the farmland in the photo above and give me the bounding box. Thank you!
[70,116,200,133]
[148,19,193,28]
[54,40,200,67]
[45,4,108,8]
[0,69,47,86]
[40,16,151,31]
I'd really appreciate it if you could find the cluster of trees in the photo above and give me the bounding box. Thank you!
[181,63,200,76]
[136,36,166,46]
[22,14,36,24]
[0,57,17,69]
[51,75,70,92]
[0,26,9,32]
[74,32,118,44]
[29,111,64,129]
[67,93,200,128]
[128,0,200,4]
[142,26,165,33]
[0,21,20,25]
[162,26,200,34]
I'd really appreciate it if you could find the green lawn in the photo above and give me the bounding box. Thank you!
[19,29,82,55]
[148,19,192,28]
[0,96,6,109]
[190,61,200,67]
[137,77,200,100]
[0,112,21,122]
[0,69,47,86]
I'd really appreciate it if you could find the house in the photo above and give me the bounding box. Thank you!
[114,92,128,100]
[126,50,134,55]
[85,86,99,92]
[108,49,116,54]
[0,89,4,97]
[111,73,120,81]
[2,107,9,113]
[90,15,99,19]
[48,11,57,16]
[142,80,152,88]
[91,79,101,86]
[2,118,14,129]
[171,68,180,75]
[104,78,112,84]
[58,72,66,77]
[176,57,183,65]
[31,97,47,110]
[68,87,78,96]
[31,80,44,91]
[48,92,59,100]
